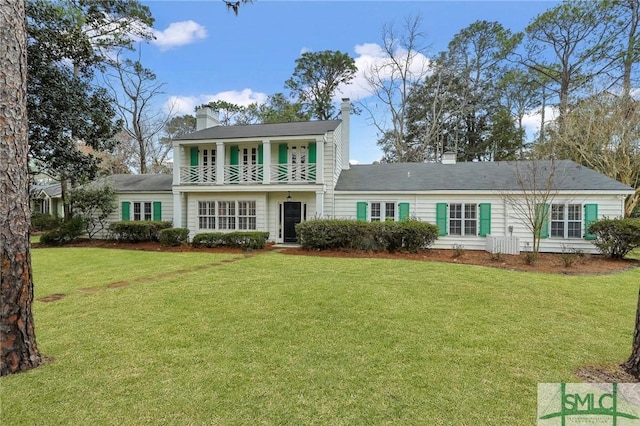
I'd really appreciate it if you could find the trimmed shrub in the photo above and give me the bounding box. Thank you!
[108,220,173,242]
[192,232,269,250]
[40,217,85,246]
[31,213,62,232]
[588,218,640,259]
[296,219,438,253]
[159,228,190,246]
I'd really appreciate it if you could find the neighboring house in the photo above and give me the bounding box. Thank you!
[30,182,63,217]
[94,174,173,237]
[103,98,632,254]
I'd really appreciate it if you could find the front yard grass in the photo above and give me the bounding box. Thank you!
[1,249,638,425]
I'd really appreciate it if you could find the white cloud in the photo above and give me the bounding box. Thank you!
[151,21,207,51]
[336,42,431,102]
[522,106,559,137]
[163,89,268,115]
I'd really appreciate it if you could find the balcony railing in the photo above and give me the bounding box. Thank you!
[180,166,216,184]
[269,163,316,183]
[179,163,317,184]
[224,164,263,184]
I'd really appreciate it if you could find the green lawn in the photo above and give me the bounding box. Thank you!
[1,248,638,425]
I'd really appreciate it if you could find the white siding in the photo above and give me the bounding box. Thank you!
[334,192,626,254]
[95,192,173,239]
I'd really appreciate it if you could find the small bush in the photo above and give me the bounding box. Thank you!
[108,221,173,242]
[192,232,269,250]
[524,252,538,265]
[560,244,579,267]
[40,217,85,245]
[490,251,504,262]
[295,219,437,253]
[588,218,640,259]
[31,213,62,232]
[159,228,190,246]
[452,244,465,258]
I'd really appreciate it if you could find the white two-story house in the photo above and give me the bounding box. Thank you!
[171,99,353,243]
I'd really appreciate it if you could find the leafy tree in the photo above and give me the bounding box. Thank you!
[199,94,309,126]
[285,50,357,120]
[522,0,618,138]
[255,93,310,124]
[1,0,42,375]
[26,0,153,215]
[69,185,116,238]
[485,107,524,161]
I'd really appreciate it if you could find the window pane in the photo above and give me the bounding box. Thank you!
[568,222,581,238]
[551,221,564,238]
[551,204,564,220]
[568,204,581,221]
[371,202,381,221]
[450,204,462,219]
[385,203,395,221]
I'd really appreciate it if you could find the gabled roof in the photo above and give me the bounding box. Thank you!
[176,120,341,141]
[92,174,172,192]
[335,160,633,192]
[31,183,62,198]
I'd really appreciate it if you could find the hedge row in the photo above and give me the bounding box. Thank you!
[192,231,270,250]
[159,228,190,246]
[31,213,63,232]
[295,219,438,253]
[588,218,640,259]
[40,217,85,246]
[107,221,173,242]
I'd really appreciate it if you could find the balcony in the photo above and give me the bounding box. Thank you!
[180,166,216,183]
[179,163,317,185]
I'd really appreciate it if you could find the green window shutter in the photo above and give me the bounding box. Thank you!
[308,142,316,181]
[230,145,239,165]
[121,201,130,221]
[308,142,316,163]
[398,202,410,222]
[153,201,162,221]
[535,203,550,239]
[190,147,199,167]
[278,144,288,163]
[479,203,491,237]
[257,145,264,180]
[436,203,447,236]
[584,204,598,240]
[356,202,367,222]
[229,146,239,183]
[278,144,288,181]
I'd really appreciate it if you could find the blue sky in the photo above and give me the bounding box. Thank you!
[138,0,559,164]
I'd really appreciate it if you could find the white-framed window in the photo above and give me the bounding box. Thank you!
[198,200,256,230]
[198,201,216,229]
[238,201,257,230]
[551,203,582,238]
[133,201,152,221]
[449,203,477,236]
[370,202,395,222]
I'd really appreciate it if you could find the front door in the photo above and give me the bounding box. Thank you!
[283,202,302,243]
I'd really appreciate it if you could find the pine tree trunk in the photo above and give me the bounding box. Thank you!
[1,0,42,375]
[623,288,640,378]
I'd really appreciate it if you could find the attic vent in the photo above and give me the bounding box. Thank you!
[442,152,457,165]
